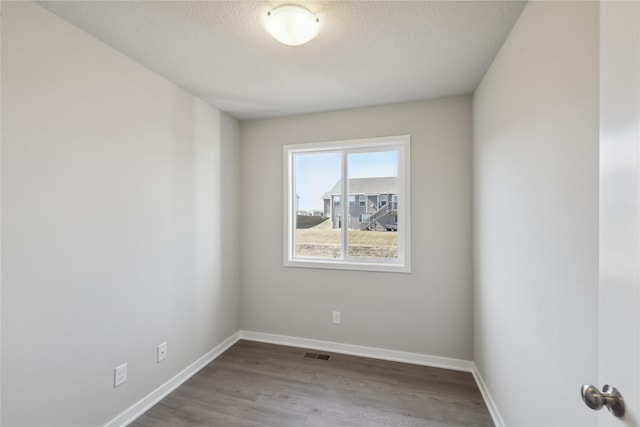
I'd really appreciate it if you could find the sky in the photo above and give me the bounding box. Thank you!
[295,150,398,211]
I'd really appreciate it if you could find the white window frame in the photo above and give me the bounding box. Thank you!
[284,135,411,273]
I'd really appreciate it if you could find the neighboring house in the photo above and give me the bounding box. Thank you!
[322,177,398,231]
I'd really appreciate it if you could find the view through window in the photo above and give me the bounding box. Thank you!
[284,136,410,272]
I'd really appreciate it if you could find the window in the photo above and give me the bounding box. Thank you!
[284,135,410,272]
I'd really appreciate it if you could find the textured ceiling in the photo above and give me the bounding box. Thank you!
[38,1,527,121]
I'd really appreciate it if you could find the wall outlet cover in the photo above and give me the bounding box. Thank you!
[157,342,167,362]
[114,363,127,388]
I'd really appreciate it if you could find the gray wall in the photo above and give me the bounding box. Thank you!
[240,97,473,360]
[473,2,599,425]
[1,1,604,426]
[1,2,240,425]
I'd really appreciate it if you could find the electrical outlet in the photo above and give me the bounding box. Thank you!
[114,363,127,388]
[157,342,167,362]
[333,310,341,324]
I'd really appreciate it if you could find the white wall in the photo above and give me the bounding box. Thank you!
[240,97,473,360]
[473,2,599,426]
[1,2,240,426]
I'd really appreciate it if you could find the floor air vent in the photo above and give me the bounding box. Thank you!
[304,352,330,360]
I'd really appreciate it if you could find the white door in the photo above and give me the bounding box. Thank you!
[597,1,640,425]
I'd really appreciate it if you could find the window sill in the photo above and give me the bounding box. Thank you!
[283,258,411,273]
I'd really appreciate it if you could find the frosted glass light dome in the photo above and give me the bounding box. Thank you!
[266,5,319,46]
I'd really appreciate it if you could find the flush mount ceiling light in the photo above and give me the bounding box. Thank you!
[266,5,319,46]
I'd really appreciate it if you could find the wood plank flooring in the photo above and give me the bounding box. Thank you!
[130,340,493,427]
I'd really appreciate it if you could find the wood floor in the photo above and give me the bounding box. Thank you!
[130,340,494,427]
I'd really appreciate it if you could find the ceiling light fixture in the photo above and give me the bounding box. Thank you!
[266,5,319,46]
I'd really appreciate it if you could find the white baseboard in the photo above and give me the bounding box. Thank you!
[239,330,474,372]
[104,331,241,427]
[472,363,505,427]
[104,330,499,427]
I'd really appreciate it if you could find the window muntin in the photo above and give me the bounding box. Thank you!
[284,135,410,273]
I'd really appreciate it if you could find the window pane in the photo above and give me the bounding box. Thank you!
[285,135,409,272]
[293,152,341,259]
[347,150,398,258]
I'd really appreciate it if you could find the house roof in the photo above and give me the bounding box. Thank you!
[322,177,397,199]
